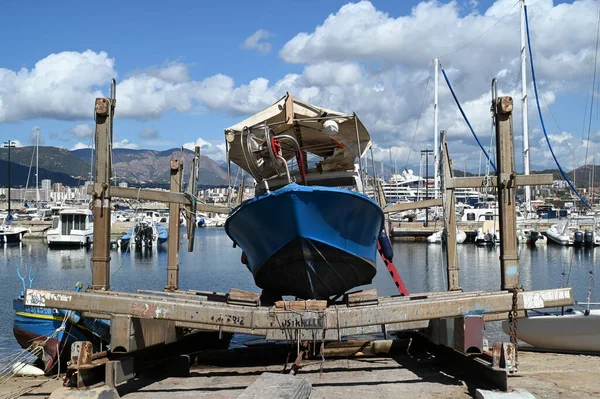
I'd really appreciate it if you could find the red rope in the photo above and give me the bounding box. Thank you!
[377,242,409,296]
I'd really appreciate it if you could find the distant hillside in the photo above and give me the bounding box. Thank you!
[0,160,79,187]
[0,146,92,180]
[72,148,229,186]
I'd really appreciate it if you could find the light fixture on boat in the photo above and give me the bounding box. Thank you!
[225,131,235,143]
[323,120,339,136]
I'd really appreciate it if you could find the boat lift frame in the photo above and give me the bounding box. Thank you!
[24,81,571,392]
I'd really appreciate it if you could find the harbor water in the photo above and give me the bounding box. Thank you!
[1,227,598,362]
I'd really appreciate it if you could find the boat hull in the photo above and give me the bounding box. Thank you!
[502,309,600,352]
[0,227,28,243]
[47,232,93,247]
[225,184,384,299]
[13,299,110,373]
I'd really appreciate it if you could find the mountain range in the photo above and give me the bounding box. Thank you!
[0,145,598,189]
[0,146,231,188]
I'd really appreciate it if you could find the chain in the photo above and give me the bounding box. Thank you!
[507,285,522,369]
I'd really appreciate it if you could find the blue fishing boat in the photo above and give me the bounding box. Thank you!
[12,271,110,374]
[224,94,385,299]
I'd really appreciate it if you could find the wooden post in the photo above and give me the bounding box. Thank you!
[440,131,460,291]
[90,95,115,290]
[186,146,200,252]
[495,96,519,290]
[166,158,183,291]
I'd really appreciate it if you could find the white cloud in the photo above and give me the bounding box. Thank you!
[242,29,273,54]
[68,124,94,139]
[0,1,598,172]
[113,139,139,149]
[183,137,226,161]
[71,142,91,150]
[0,50,114,122]
[5,140,24,147]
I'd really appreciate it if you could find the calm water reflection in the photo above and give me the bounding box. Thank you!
[1,228,597,360]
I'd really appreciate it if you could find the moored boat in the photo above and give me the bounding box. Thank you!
[46,208,94,247]
[224,94,384,299]
[502,308,600,352]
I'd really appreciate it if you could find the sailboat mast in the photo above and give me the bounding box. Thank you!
[520,0,531,212]
[433,58,439,198]
[35,127,40,205]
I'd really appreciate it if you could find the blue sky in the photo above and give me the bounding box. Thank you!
[0,0,595,172]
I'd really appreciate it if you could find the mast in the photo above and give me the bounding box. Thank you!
[520,0,531,212]
[35,127,40,205]
[433,58,439,198]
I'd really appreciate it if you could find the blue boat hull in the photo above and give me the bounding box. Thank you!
[13,299,110,373]
[225,184,384,299]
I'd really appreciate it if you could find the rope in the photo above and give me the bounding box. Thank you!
[439,64,497,171]
[524,5,591,209]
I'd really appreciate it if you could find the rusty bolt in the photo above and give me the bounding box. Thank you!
[95,98,109,116]
[498,96,513,114]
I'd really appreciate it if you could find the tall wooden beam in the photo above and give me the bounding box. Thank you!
[440,131,460,291]
[186,146,200,252]
[495,96,519,290]
[90,95,115,290]
[166,158,183,291]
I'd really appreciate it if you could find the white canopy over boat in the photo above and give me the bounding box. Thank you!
[224,93,371,184]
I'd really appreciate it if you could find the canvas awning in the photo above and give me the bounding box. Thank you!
[224,93,371,180]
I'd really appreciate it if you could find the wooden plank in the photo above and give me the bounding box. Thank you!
[447,174,553,189]
[228,289,260,306]
[384,198,443,213]
[237,372,311,399]
[274,300,327,311]
[87,185,230,214]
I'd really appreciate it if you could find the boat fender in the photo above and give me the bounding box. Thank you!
[378,230,394,260]
[241,252,248,265]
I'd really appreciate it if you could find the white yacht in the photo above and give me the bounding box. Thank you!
[46,208,94,247]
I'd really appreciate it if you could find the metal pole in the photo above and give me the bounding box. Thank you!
[520,0,531,212]
[166,157,183,291]
[494,93,520,290]
[3,141,15,214]
[425,151,429,227]
[433,58,439,199]
[36,128,40,205]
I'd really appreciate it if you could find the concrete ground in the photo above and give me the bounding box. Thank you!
[2,350,599,399]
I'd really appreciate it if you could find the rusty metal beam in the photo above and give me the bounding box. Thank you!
[25,288,572,334]
[383,198,443,213]
[87,185,229,214]
[446,174,553,189]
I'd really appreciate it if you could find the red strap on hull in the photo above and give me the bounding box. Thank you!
[377,242,409,296]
